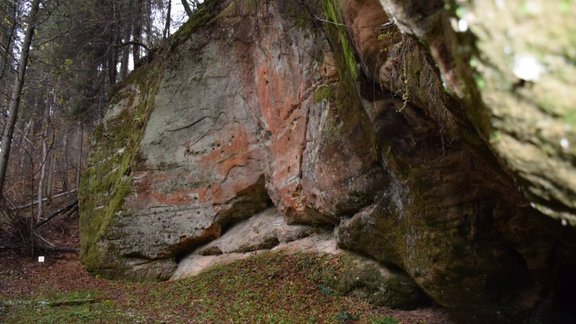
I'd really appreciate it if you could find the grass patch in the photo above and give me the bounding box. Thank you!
[2,291,136,324]
[1,253,401,323]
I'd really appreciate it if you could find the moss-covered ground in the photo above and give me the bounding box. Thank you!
[0,250,455,323]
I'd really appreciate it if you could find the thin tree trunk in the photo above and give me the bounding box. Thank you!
[144,0,152,46]
[46,91,56,200]
[181,0,193,17]
[163,0,171,39]
[132,0,143,65]
[18,120,32,175]
[61,131,69,192]
[47,150,55,200]
[37,102,50,221]
[120,0,133,79]
[108,0,119,85]
[36,144,46,220]
[108,33,119,85]
[0,0,17,81]
[75,122,83,190]
[0,0,41,197]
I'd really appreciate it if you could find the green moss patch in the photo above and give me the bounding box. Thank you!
[79,56,166,273]
[170,0,220,49]
[322,0,358,83]
[314,84,335,103]
[314,0,380,162]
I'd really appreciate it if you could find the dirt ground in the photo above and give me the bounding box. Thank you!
[0,216,452,323]
[0,217,120,299]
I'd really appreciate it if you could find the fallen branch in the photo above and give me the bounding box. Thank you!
[37,245,79,254]
[33,231,79,254]
[63,204,79,219]
[47,298,96,307]
[34,231,55,247]
[15,190,77,210]
[35,200,78,229]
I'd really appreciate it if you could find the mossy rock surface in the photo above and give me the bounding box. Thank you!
[79,61,168,278]
[332,252,427,310]
[338,0,576,322]
[80,1,226,280]
[463,0,576,226]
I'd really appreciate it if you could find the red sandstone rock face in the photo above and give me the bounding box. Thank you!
[82,0,386,279]
[252,21,319,223]
[248,2,384,224]
[81,1,576,321]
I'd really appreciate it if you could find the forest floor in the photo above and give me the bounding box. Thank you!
[0,216,452,323]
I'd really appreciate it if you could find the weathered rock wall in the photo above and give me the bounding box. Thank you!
[377,0,576,225]
[80,0,384,280]
[370,0,576,321]
[80,0,576,322]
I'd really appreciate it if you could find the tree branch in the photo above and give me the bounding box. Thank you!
[35,200,78,229]
[114,41,150,52]
[48,298,96,307]
[181,0,194,17]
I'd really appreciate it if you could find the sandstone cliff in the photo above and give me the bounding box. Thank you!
[80,0,576,322]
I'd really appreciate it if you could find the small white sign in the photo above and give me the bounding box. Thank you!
[38,256,45,263]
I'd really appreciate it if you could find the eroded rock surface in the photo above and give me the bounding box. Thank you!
[80,0,384,280]
[172,209,426,310]
[376,0,576,225]
[171,208,322,279]
[80,0,576,322]
[369,0,576,321]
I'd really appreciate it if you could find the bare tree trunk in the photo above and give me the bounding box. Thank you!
[144,0,152,45]
[37,103,50,221]
[163,0,172,39]
[46,92,55,201]
[0,0,41,197]
[0,0,17,81]
[109,32,119,85]
[18,120,32,175]
[108,0,119,85]
[47,149,55,200]
[120,0,133,79]
[75,122,83,190]
[181,0,194,17]
[132,0,143,64]
[61,131,69,192]
[36,151,45,220]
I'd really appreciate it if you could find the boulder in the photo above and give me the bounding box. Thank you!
[80,0,384,280]
[79,0,576,322]
[171,208,319,279]
[173,211,426,310]
[332,252,427,310]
